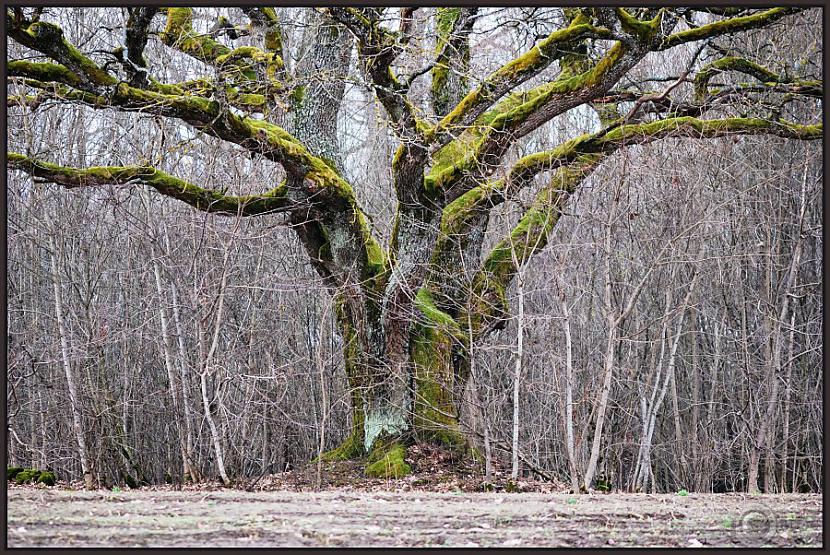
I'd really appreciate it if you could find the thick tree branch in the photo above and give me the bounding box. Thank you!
[659,7,803,50]
[464,157,604,336]
[459,114,821,334]
[431,7,478,118]
[327,7,424,140]
[161,8,284,98]
[123,7,159,87]
[693,56,821,101]
[7,153,290,216]
[7,77,385,300]
[426,38,648,202]
[6,13,117,91]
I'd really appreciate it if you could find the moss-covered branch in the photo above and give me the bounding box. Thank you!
[9,63,387,296]
[425,37,644,200]
[327,7,424,138]
[693,56,818,101]
[463,158,604,335]
[431,7,477,118]
[660,7,802,50]
[431,15,614,140]
[161,8,283,96]
[457,113,820,334]
[6,13,116,91]
[7,153,290,216]
[8,60,83,88]
[242,7,284,60]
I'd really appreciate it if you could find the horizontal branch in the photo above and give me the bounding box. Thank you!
[660,7,802,50]
[693,56,820,101]
[7,153,290,216]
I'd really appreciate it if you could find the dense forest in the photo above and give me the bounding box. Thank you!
[6,6,822,494]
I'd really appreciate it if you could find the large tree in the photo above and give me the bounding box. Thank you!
[6,6,821,481]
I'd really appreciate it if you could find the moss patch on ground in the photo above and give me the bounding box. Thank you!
[365,443,411,479]
[9,467,55,486]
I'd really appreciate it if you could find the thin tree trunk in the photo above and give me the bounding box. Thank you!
[561,299,581,492]
[169,282,198,481]
[151,252,192,482]
[690,321,701,490]
[511,271,524,481]
[747,167,807,494]
[781,312,795,492]
[198,244,233,486]
[49,234,94,489]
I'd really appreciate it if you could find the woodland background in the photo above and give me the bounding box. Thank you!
[6,7,823,493]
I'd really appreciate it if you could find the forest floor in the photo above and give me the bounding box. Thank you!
[6,447,822,547]
[7,482,822,547]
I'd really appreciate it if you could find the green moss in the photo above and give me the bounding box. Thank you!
[8,152,291,216]
[595,476,612,492]
[415,287,459,330]
[615,8,663,42]
[436,7,461,38]
[24,21,116,86]
[440,185,492,237]
[425,34,625,196]
[356,211,387,284]
[410,321,468,449]
[364,443,411,479]
[431,8,462,112]
[434,18,612,133]
[37,471,56,486]
[694,56,783,101]
[333,297,368,451]
[289,85,307,107]
[316,431,365,462]
[7,60,82,87]
[661,8,796,50]
[7,466,24,480]
[215,46,260,65]
[229,92,267,108]
[163,7,231,63]
[14,468,41,484]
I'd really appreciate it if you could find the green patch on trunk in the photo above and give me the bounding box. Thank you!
[411,319,468,450]
[316,431,365,462]
[365,443,411,479]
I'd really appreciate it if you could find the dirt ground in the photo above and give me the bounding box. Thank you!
[7,486,822,547]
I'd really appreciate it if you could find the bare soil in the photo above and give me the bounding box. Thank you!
[7,485,822,547]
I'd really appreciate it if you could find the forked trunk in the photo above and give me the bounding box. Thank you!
[327,303,468,475]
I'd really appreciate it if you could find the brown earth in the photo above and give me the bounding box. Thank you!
[7,484,822,547]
